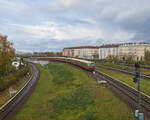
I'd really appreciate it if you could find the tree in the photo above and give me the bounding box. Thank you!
[112,56,120,63]
[144,50,150,62]
[106,54,113,62]
[0,35,15,76]
[92,54,99,59]
[126,55,135,64]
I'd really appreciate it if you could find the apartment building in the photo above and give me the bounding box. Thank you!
[75,46,99,59]
[118,43,150,60]
[63,42,150,61]
[98,43,150,60]
[99,44,119,59]
[62,46,99,59]
[62,47,75,57]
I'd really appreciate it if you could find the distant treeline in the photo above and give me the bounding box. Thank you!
[32,52,62,57]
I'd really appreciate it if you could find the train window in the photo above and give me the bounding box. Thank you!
[89,63,94,67]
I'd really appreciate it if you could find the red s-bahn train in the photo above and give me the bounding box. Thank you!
[37,57,95,71]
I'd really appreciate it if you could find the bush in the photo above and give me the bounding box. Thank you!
[0,63,30,92]
[78,111,100,120]
[48,64,75,85]
[51,86,94,113]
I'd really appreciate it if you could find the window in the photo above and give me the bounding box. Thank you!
[89,63,95,67]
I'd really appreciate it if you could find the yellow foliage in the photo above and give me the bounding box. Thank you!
[0,35,15,76]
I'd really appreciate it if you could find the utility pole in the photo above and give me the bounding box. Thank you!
[133,62,144,120]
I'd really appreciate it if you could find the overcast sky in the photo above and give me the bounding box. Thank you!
[0,0,150,52]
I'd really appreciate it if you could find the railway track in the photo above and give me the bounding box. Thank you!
[52,60,150,118]
[36,58,150,119]
[96,65,150,80]
[96,61,150,70]
[0,63,40,120]
[93,70,150,119]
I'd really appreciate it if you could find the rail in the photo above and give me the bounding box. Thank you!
[96,65,150,80]
[36,58,150,119]
[0,63,40,120]
[94,70,150,118]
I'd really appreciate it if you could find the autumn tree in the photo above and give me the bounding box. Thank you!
[107,54,113,60]
[144,50,150,62]
[126,55,135,64]
[0,35,15,76]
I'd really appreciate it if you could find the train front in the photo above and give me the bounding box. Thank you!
[88,62,95,71]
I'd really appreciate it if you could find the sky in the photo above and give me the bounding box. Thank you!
[0,0,150,52]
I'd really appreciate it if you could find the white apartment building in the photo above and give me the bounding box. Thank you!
[75,46,99,59]
[63,43,150,61]
[63,46,99,59]
[118,43,150,60]
[99,44,119,59]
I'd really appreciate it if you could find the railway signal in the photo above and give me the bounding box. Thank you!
[133,77,138,83]
[133,63,140,83]
[133,62,144,120]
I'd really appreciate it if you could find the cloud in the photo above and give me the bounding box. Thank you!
[55,0,79,8]
[5,21,104,43]
[1,21,135,52]
[0,0,150,52]
[0,0,29,15]
[105,29,135,43]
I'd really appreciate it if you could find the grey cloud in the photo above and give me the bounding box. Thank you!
[0,0,150,51]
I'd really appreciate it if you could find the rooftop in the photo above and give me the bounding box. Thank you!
[64,46,99,49]
[100,44,120,48]
[63,42,150,50]
[120,42,150,46]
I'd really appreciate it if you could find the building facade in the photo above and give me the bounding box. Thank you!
[62,47,75,57]
[98,43,150,61]
[75,46,99,59]
[62,46,99,59]
[99,44,119,59]
[118,43,150,61]
[63,43,150,61]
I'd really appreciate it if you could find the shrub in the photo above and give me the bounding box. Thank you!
[0,63,30,92]
[51,86,94,113]
[78,111,100,120]
[48,64,75,85]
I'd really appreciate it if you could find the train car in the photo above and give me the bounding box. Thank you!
[36,57,95,71]
[37,57,66,62]
[66,58,95,71]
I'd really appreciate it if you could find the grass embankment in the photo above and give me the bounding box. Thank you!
[15,63,137,120]
[96,62,150,76]
[96,67,150,96]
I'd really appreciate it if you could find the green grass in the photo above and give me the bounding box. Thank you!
[96,67,150,96]
[96,62,150,76]
[14,63,137,120]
